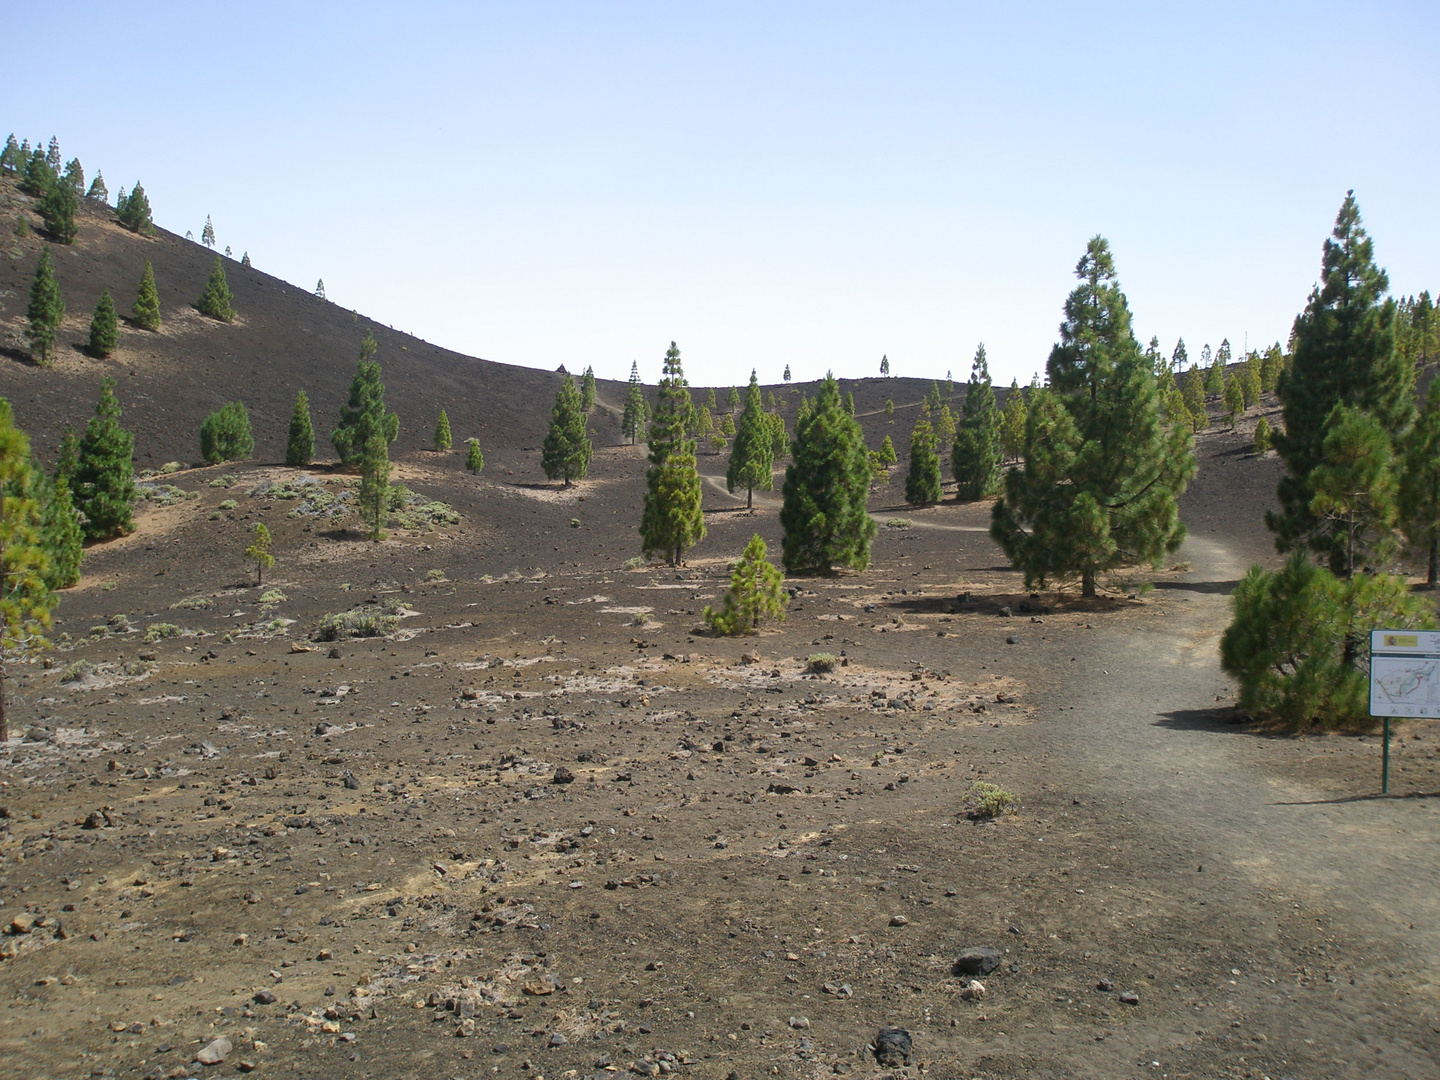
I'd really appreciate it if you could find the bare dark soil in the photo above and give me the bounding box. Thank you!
[2,173,1440,1080]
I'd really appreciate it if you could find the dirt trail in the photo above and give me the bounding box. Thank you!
[700,472,990,532]
[1034,533,1440,1075]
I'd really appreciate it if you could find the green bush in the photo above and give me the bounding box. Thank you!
[199,402,254,465]
[806,652,837,674]
[967,781,1016,819]
[313,608,401,641]
[144,622,183,643]
[1220,551,1436,730]
[705,534,788,636]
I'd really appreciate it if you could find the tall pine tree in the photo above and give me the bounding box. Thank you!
[622,361,649,444]
[357,433,390,541]
[640,343,705,564]
[1401,380,1440,586]
[580,366,597,411]
[725,370,773,509]
[286,390,314,466]
[26,247,64,367]
[73,378,136,539]
[780,373,877,574]
[904,416,942,506]
[332,332,399,466]
[434,409,452,451]
[197,256,235,321]
[991,237,1195,597]
[953,343,1003,499]
[132,260,161,331]
[541,375,592,486]
[88,290,118,357]
[1269,192,1413,568]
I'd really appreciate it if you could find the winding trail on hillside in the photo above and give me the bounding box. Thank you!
[699,472,990,532]
[1040,532,1440,1075]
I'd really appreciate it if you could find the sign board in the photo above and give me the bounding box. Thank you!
[1370,629,1440,718]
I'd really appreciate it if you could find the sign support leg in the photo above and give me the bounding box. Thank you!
[1382,717,1390,795]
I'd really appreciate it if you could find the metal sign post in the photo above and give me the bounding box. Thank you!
[1369,629,1440,794]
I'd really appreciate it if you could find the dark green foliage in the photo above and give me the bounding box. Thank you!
[88,290,118,357]
[640,343,705,564]
[1401,380,1440,585]
[465,438,484,475]
[332,333,399,467]
[765,411,787,460]
[116,182,154,234]
[44,137,60,176]
[40,179,77,244]
[41,473,83,589]
[240,252,251,268]
[1397,291,1438,369]
[780,373,877,574]
[1270,192,1414,559]
[704,533,788,635]
[196,256,235,322]
[578,366,597,412]
[953,344,1003,499]
[1000,381,1026,459]
[201,215,216,248]
[86,171,107,203]
[878,434,897,466]
[1240,351,1263,407]
[726,371,773,509]
[1223,376,1245,427]
[904,417,942,506]
[54,428,79,489]
[727,386,740,410]
[541,375,592,487]
[991,237,1195,597]
[245,522,274,585]
[316,279,326,299]
[0,135,19,172]
[199,402,254,465]
[879,354,890,376]
[73,378,136,539]
[357,433,391,540]
[434,409,452,451]
[26,247,64,367]
[1204,344,1224,396]
[1182,366,1208,430]
[286,390,314,466]
[132,261,161,331]
[1221,551,1433,730]
[0,399,58,740]
[1260,344,1285,394]
[783,364,791,383]
[21,149,54,196]
[622,361,649,444]
[61,158,84,197]
[1307,405,1397,578]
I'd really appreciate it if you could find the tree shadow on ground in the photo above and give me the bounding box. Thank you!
[1150,578,1242,595]
[883,590,1138,617]
[1153,705,1274,735]
[0,344,38,366]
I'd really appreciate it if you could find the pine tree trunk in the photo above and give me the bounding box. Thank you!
[1429,535,1438,588]
[746,487,753,510]
[1082,569,1096,598]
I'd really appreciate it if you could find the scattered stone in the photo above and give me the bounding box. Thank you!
[342,772,360,790]
[552,766,575,785]
[1119,991,1140,1005]
[457,1017,476,1037]
[1096,977,1114,992]
[328,647,342,659]
[548,1032,567,1047]
[788,1015,810,1029]
[194,1037,232,1065]
[953,947,1001,976]
[253,989,277,1005]
[960,979,985,1001]
[873,1027,912,1066]
[1005,634,1020,645]
[998,606,1012,617]
[888,915,908,927]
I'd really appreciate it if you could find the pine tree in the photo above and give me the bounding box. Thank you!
[0,134,19,173]
[780,373,877,574]
[316,279,326,299]
[884,399,894,422]
[245,522,274,586]
[61,158,84,197]
[201,215,216,248]
[905,417,942,506]
[117,182,153,234]
[73,378,136,539]
[622,361,649,444]
[991,237,1195,597]
[240,252,251,268]
[132,260,161,331]
[465,438,484,475]
[765,412,787,460]
[357,432,390,540]
[200,402,254,464]
[332,333,399,466]
[1307,405,1398,579]
[197,256,235,321]
[1223,376,1245,427]
[434,409,452,451]
[783,364,791,383]
[879,354,890,377]
[26,248,64,367]
[1182,365,1208,430]
[0,399,58,741]
[286,390,314,466]
[878,434,897,466]
[953,343,1003,499]
[1269,191,1414,561]
[1253,416,1273,454]
[1401,381,1440,585]
[88,290,118,357]
[21,149,54,196]
[704,534,787,635]
[541,375,592,486]
[933,404,956,464]
[1171,338,1188,372]
[727,386,741,410]
[726,371,773,509]
[580,366,597,412]
[55,428,79,489]
[44,137,60,176]
[1000,380,1027,460]
[40,178,77,244]
[1241,350,1263,407]
[640,343,705,564]
[86,171,107,203]
[41,473,83,590]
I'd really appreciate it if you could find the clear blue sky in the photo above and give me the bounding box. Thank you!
[9,2,1438,388]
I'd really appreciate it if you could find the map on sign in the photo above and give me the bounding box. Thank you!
[1370,630,1440,718]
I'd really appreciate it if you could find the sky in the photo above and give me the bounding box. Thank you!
[8,2,1439,389]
